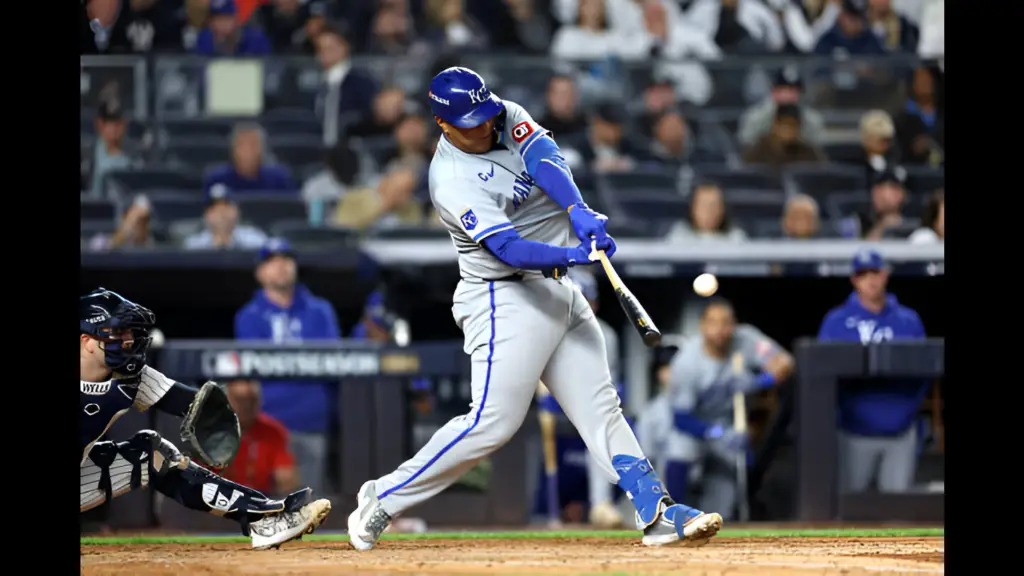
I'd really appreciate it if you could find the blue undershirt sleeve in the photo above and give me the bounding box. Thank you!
[522,136,584,210]
[673,411,712,439]
[481,228,574,270]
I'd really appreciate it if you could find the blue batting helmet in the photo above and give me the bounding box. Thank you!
[428,67,504,129]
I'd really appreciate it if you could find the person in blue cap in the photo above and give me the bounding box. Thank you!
[234,238,342,495]
[183,184,269,250]
[817,248,927,494]
[195,0,271,56]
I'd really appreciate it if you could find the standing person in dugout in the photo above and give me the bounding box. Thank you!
[80,288,331,549]
[817,249,928,493]
[665,298,794,520]
[347,67,724,551]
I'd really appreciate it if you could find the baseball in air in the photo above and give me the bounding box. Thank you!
[693,273,719,297]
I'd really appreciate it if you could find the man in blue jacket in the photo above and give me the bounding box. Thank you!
[814,0,886,56]
[235,239,342,495]
[194,0,271,57]
[203,123,297,196]
[817,248,926,493]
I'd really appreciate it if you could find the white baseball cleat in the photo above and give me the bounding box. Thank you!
[250,497,332,550]
[641,501,723,547]
[347,481,393,551]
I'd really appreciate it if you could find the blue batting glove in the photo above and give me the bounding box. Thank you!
[568,202,609,245]
[705,424,746,453]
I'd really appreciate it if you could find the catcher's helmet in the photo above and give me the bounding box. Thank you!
[80,288,156,377]
[428,67,504,129]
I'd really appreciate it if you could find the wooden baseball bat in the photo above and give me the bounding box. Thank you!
[731,352,750,522]
[593,249,662,347]
[536,381,561,527]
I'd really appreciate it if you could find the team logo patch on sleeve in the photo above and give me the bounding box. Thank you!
[460,208,479,231]
[511,121,535,143]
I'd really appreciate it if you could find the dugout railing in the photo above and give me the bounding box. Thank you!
[794,338,945,523]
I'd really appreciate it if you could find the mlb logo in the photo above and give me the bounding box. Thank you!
[460,209,478,231]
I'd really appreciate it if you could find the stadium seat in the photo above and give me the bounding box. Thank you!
[599,170,681,195]
[882,219,922,239]
[827,192,871,220]
[607,218,671,239]
[904,167,944,196]
[750,218,783,239]
[723,191,786,222]
[355,135,397,169]
[81,219,117,238]
[271,136,324,171]
[786,164,867,202]
[270,220,360,247]
[261,108,322,137]
[81,197,117,221]
[822,142,865,164]
[103,168,205,199]
[148,196,207,222]
[234,194,308,230]
[371,226,452,240]
[615,191,688,222]
[693,165,785,193]
[162,139,228,172]
[158,119,237,144]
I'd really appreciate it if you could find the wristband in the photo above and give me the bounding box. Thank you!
[756,372,777,390]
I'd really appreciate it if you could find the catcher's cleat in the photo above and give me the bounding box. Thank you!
[589,501,625,528]
[250,491,332,551]
[641,501,723,547]
[347,481,393,551]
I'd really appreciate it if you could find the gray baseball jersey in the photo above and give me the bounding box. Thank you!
[429,100,573,281]
[661,325,781,462]
[372,99,656,522]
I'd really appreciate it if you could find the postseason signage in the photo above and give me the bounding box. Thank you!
[201,349,382,379]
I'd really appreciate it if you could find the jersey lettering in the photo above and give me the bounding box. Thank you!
[855,320,894,344]
[511,171,535,209]
[468,86,490,104]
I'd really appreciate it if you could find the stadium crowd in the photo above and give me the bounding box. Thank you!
[81,0,945,251]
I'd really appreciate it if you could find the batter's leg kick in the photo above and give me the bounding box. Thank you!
[348,278,722,550]
[80,430,330,549]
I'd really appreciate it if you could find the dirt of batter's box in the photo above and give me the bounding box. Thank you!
[81,537,944,576]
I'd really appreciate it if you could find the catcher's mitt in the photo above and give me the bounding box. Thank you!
[180,381,241,469]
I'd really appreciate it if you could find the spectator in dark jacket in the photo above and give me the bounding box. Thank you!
[234,239,342,496]
[203,123,296,196]
[538,75,588,140]
[315,23,380,146]
[741,104,827,170]
[814,0,885,55]
[259,0,332,54]
[894,63,944,167]
[194,0,271,56]
[865,0,919,53]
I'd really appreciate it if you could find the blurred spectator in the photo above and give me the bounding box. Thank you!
[865,0,918,52]
[81,0,123,53]
[333,164,425,231]
[348,88,409,139]
[737,65,825,148]
[771,0,841,53]
[814,0,885,55]
[483,0,554,53]
[194,0,271,56]
[916,0,942,63]
[907,189,943,244]
[315,23,380,145]
[301,139,363,204]
[781,194,822,240]
[219,379,300,497]
[636,72,678,132]
[667,183,748,242]
[184,185,269,249]
[686,0,785,54]
[349,290,406,343]
[259,0,326,54]
[89,195,159,251]
[365,2,417,55]
[424,0,489,51]
[817,249,926,494]
[234,239,342,496]
[741,104,827,169]
[855,166,909,240]
[539,75,587,138]
[382,114,433,172]
[89,99,139,197]
[203,123,297,196]
[182,0,211,49]
[106,0,188,53]
[893,64,943,166]
[579,103,640,174]
[648,109,709,167]
[550,0,622,60]
[857,109,897,175]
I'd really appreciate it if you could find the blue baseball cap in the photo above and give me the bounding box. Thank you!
[851,248,886,273]
[209,0,238,17]
[364,290,393,329]
[206,183,233,206]
[258,238,295,262]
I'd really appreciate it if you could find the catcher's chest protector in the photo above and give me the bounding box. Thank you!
[80,379,139,462]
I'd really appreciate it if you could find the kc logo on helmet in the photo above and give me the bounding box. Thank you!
[467,86,490,104]
[512,121,535,143]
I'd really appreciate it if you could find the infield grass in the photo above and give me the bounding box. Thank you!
[81,527,944,546]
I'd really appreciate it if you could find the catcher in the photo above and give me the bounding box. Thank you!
[79,288,331,549]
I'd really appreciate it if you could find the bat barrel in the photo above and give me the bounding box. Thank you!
[642,331,662,347]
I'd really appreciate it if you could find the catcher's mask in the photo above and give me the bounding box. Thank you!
[80,288,156,377]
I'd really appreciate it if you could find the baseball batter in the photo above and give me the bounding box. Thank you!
[665,298,794,519]
[348,67,723,550]
[79,288,330,549]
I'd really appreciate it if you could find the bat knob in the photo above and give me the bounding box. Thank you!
[643,331,663,347]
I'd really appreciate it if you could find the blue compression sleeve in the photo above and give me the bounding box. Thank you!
[481,228,573,270]
[522,136,584,210]
[673,411,712,439]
